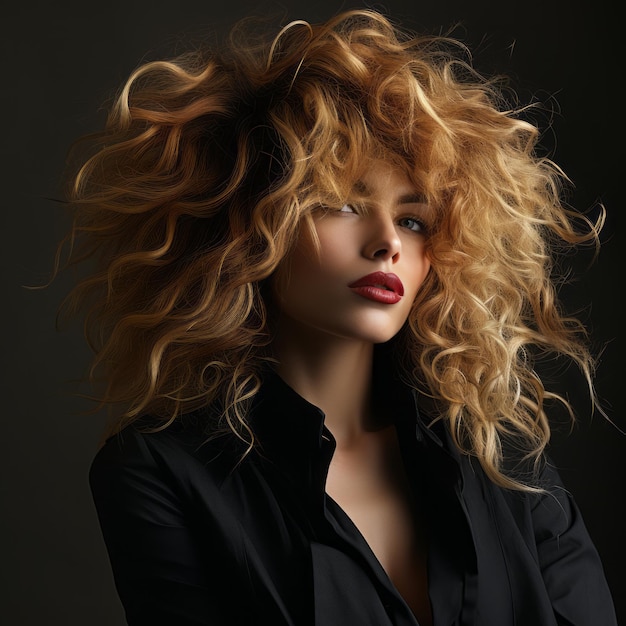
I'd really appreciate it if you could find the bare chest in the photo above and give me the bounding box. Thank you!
[325,428,432,624]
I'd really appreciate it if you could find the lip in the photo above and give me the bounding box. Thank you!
[348,271,404,304]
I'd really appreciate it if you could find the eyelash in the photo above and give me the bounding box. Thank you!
[338,204,427,234]
[398,216,426,233]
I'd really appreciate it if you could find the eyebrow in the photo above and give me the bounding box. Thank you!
[398,193,427,204]
[352,180,427,205]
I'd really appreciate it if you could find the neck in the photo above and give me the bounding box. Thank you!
[273,327,378,446]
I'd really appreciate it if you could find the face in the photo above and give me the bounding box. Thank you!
[271,160,432,345]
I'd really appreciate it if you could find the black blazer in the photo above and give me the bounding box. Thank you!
[90,371,617,625]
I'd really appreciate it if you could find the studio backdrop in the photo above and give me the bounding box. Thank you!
[2,1,622,624]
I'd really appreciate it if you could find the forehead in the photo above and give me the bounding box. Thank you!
[350,160,426,203]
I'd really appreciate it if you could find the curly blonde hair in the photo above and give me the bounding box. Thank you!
[58,9,602,488]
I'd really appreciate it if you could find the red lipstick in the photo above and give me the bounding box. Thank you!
[348,271,404,304]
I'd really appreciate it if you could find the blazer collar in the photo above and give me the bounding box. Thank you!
[249,370,332,484]
[247,361,453,500]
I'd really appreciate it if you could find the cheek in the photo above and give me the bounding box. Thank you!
[313,222,355,274]
[417,255,431,287]
[404,247,431,299]
[284,220,347,281]
[270,235,320,308]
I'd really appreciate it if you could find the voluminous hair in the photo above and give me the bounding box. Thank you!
[58,9,602,489]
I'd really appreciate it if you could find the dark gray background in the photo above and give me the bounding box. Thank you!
[2,0,623,624]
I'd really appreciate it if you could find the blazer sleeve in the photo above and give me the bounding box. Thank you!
[89,429,234,626]
[530,460,618,626]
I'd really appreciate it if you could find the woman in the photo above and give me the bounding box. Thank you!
[60,8,617,625]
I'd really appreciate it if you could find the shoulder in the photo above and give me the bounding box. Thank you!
[453,444,591,555]
[89,412,245,507]
[467,451,578,533]
[460,453,617,622]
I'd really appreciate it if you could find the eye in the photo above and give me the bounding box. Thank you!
[339,204,356,213]
[398,216,426,233]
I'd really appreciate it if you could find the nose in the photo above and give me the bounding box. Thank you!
[362,215,401,262]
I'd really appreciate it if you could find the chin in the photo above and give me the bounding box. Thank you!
[336,324,405,345]
[340,313,408,344]
[368,331,403,345]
